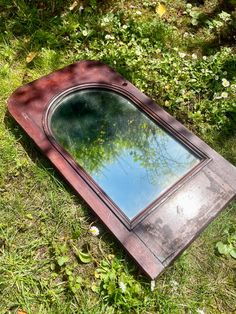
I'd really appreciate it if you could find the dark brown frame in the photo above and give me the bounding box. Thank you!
[8,60,236,279]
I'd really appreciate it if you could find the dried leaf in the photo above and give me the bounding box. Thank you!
[26,52,37,63]
[156,3,166,17]
[69,0,79,11]
[17,310,27,314]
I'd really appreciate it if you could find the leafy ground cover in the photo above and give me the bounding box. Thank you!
[0,0,236,313]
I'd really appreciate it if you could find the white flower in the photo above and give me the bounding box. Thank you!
[196,309,205,314]
[214,94,221,100]
[101,17,110,26]
[222,78,230,87]
[203,56,207,60]
[179,52,186,58]
[192,53,197,59]
[119,281,126,293]
[183,32,189,38]
[82,30,88,36]
[122,24,128,29]
[79,5,84,14]
[218,11,231,22]
[150,280,155,292]
[103,17,110,23]
[231,84,236,91]
[136,10,142,15]
[221,91,228,98]
[105,34,115,40]
[170,280,179,291]
[89,226,99,236]
[192,19,199,26]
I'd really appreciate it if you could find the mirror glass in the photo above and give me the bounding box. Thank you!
[49,89,200,219]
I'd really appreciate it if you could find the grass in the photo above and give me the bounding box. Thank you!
[0,0,236,313]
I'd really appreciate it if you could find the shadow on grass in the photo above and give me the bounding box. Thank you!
[187,0,236,54]
[221,58,236,80]
[4,108,144,278]
[0,1,73,57]
[0,0,172,58]
[0,0,90,53]
[212,126,236,165]
[0,0,117,49]
[4,109,91,213]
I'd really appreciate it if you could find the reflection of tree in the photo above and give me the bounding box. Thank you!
[51,89,198,189]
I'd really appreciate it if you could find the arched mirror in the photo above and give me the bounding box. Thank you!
[47,87,200,223]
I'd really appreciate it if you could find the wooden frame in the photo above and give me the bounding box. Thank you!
[8,60,236,279]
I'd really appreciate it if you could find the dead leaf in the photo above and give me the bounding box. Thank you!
[156,3,167,17]
[26,52,37,63]
[17,310,27,314]
[69,0,79,11]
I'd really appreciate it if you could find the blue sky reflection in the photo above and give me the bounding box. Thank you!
[50,89,200,220]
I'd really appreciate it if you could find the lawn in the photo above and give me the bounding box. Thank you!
[0,0,236,313]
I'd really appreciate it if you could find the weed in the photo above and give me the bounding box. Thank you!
[93,258,143,310]
[216,226,236,259]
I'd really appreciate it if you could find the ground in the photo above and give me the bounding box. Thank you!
[0,1,236,313]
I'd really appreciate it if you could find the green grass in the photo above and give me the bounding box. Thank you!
[0,0,236,313]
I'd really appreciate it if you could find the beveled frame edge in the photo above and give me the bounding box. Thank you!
[43,83,211,230]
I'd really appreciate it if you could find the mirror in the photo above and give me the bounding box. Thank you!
[49,88,200,219]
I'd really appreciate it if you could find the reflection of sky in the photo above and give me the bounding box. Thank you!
[93,151,161,219]
[92,134,199,219]
[51,89,200,220]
